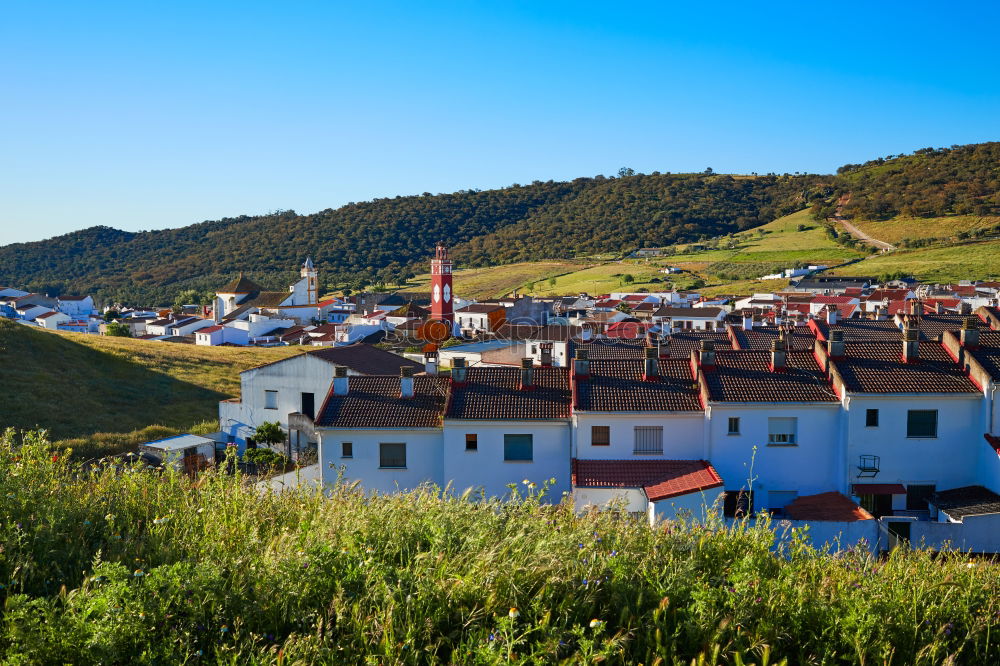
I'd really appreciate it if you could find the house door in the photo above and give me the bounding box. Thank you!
[301,392,315,419]
[859,494,893,518]
[906,485,936,511]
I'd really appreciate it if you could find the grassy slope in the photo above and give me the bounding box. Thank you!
[835,239,1000,282]
[0,319,300,441]
[849,214,1000,245]
[3,434,999,663]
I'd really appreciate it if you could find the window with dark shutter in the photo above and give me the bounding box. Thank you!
[866,409,879,427]
[633,426,663,455]
[341,442,352,458]
[379,442,406,468]
[907,410,937,438]
[503,434,533,461]
[727,417,740,435]
[465,434,478,451]
[591,426,610,446]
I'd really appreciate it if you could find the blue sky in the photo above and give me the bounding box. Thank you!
[2,1,998,244]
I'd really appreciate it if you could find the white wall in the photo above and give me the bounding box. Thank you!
[650,489,724,524]
[442,420,571,500]
[573,487,647,513]
[706,404,843,501]
[773,519,881,554]
[319,429,443,494]
[844,395,984,493]
[573,413,705,460]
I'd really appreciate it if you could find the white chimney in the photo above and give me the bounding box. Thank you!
[742,313,753,331]
[424,350,439,375]
[400,366,415,398]
[826,304,839,325]
[903,325,919,363]
[960,317,980,348]
[519,358,534,390]
[333,366,349,395]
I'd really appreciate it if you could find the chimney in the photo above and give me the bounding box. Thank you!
[424,349,439,375]
[400,366,415,398]
[960,316,980,348]
[827,329,845,359]
[573,348,590,379]
[934,301,945,315]
[698,340,716,369]
[902,324,919,363]
[643,346,659,380]
[452,357,468,384]
[742,313,753,331]
[333,366,349,396]
[909,299,921,316]
[658,333,670,358]
[770,339,787,371]
[826,304,839,325]
[519,358,535,390]
[539,342,553,367]
[960,301,972,315]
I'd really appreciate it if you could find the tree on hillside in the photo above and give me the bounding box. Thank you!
[253,422,285,449]
[105,321,131,337]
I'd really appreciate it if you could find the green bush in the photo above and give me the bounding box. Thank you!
[1,429,998,663]
[242,447,289,468]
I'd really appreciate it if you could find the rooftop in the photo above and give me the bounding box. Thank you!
[830,341,978,394]
[218,275,264,294]
[784,492,873,522]
[571,459,723,502]
[575,359,702,412]
[315,376,450,428]
[702,350,838,403]
[446,366,570,420]
[930,485,1000,520]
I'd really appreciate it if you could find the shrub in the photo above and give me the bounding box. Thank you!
[243,447,289,468]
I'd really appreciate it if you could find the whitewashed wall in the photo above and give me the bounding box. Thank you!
[650,489,724,524]
[573,413,705,460]
[319,429,443,494]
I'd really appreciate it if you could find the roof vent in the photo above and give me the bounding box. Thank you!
[520,357,535,390]
[698,340,716,369]
[902,325,919,363]
[770,339,787,371]
[452,357,468,384]
[424,349,439,376]
[960,316,980,348]
[643,346,659,380]
[573,348,590,379]
[826,304,838,325]
[400,366,415,398]
[333,366,349,395]
[827,329,845,359]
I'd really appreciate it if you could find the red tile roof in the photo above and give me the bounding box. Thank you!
[576,340,647,360]
[316,376,450,428]
[731,327,815,351]
[446,366,570,420]
[831,342,978,394]
[198,325,224,333]
[575,359,702,412]
[571,458,722,501]
[784,492,873,522]
[811,295,859,305]
[606,321,653,339]
[702,350,839,403]
[810,318,905,342]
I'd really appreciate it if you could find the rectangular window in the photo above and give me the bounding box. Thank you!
[768,491,798,515]
[591,425,610,446]
[907,410,938,438]
[341,442,353,458]
[301,392,315,419]
[379,442,406,468]
[633,426,663,455]
[906,484,936,511]
[264,390,278,409]
[727,417,740,435]
[465,433,478,451]
[865,409,879,427]
[503,434,533,461]
[767,417,797,446]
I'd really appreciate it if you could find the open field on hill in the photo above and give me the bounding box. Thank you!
[2,431,998,664]
[834,239,1000,282]
[0,320,299,441]
[407,260,589,299]
[848,215,1000,245]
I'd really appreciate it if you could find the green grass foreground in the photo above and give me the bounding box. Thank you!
[2,431,998,664]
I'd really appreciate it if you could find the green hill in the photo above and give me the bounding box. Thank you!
[0,320,298,446]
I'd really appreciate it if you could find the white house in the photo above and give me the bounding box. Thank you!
[35,311,71,329]
[140,434,216,473]
[652,306,727,331]
[56,295,97,317]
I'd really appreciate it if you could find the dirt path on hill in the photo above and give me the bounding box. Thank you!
[829,195,896,251]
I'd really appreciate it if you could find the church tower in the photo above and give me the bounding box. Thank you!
[430,244,454,323]
[301,257,318,304]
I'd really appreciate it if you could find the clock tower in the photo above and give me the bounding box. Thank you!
[430,244,454,323]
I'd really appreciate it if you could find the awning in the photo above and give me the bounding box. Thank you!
[853,483,907,495]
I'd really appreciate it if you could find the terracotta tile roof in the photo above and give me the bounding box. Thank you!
[575,340,647,360]
[731,327,815,351]
[315,376,450,428]
[852,483,907,495]
[811,318,904,342]
[575,359,702,412]
[831,342,978,394]
[571,459,722,501]
[606,321,653,339]
[446,366,570,420]
[784,492,873,522]
[911,314,969,341]
[456,303,505,314]
[198,325,224,334]
[962,331,1000,380]
[654,306,724,318]
[496,323,588,342]
[702,350,838,403]
[811,295,859,305]
[243,343,421,375]
[218,275,264,294]
[930,485,1000,519]
[668,331,733,357]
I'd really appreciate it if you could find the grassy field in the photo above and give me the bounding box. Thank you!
[2,430,998,664]
[406,261,589,299]
[834,239,1000,282]
[848,215,1000,245]
[0,319,299,442]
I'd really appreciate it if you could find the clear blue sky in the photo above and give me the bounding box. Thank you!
[2,1,998,245]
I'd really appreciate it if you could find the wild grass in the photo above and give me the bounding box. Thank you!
[849,215,1000,245]
[836,239,1000,283]
[2,429,998,664]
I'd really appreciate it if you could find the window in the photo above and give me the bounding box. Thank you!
[633,426,663,455]
[906,484,936,511]
[865,409,879,427]
[264,390,278,409]
[723,490,753,518]
[907,410,938,438]
[379,442,406,468]
[503,434,533,461]
[767,417,797,446]
[727,417,740,435]
[341,442,353,458]
[767,491,798,515]
[465,433,478,451]
[301,392,315,419]
[591,425,610,446]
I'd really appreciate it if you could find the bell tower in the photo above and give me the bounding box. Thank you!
[430,244,454,323]
[301,257,318,304]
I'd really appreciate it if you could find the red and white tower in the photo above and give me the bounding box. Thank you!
[430,244,454,323]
